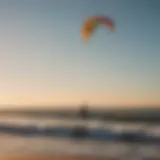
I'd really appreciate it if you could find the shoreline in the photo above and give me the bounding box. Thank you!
[0,155,107,160]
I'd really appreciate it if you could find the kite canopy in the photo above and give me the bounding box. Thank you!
[81,15,115,40]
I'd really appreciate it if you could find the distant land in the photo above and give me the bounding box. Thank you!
[0,106,159,123]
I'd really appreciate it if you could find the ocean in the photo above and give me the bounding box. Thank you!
[0,115,160,159]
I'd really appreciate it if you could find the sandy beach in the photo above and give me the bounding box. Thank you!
[0,155,107,160]
[0,117,159,160]
[0,133,160,159]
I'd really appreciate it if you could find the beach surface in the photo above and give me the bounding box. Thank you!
[0,134,160,160]
[0,155,107,160]
[0,116,159,159]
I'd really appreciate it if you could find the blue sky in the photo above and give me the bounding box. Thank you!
[0,0,159,107]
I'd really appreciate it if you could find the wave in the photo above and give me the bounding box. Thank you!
[0,123,159,143]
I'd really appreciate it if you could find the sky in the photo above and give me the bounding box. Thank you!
[0,0,159,108]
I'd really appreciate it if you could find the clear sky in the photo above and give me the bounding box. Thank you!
[0,0,159,108]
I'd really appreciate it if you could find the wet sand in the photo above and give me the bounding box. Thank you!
[0,155,107,160]
[0,134,160,159]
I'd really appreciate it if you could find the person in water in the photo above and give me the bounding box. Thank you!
[72,103,89,138]
[79,103,89,120]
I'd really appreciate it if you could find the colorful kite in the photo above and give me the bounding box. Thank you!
[81,15,115,40]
